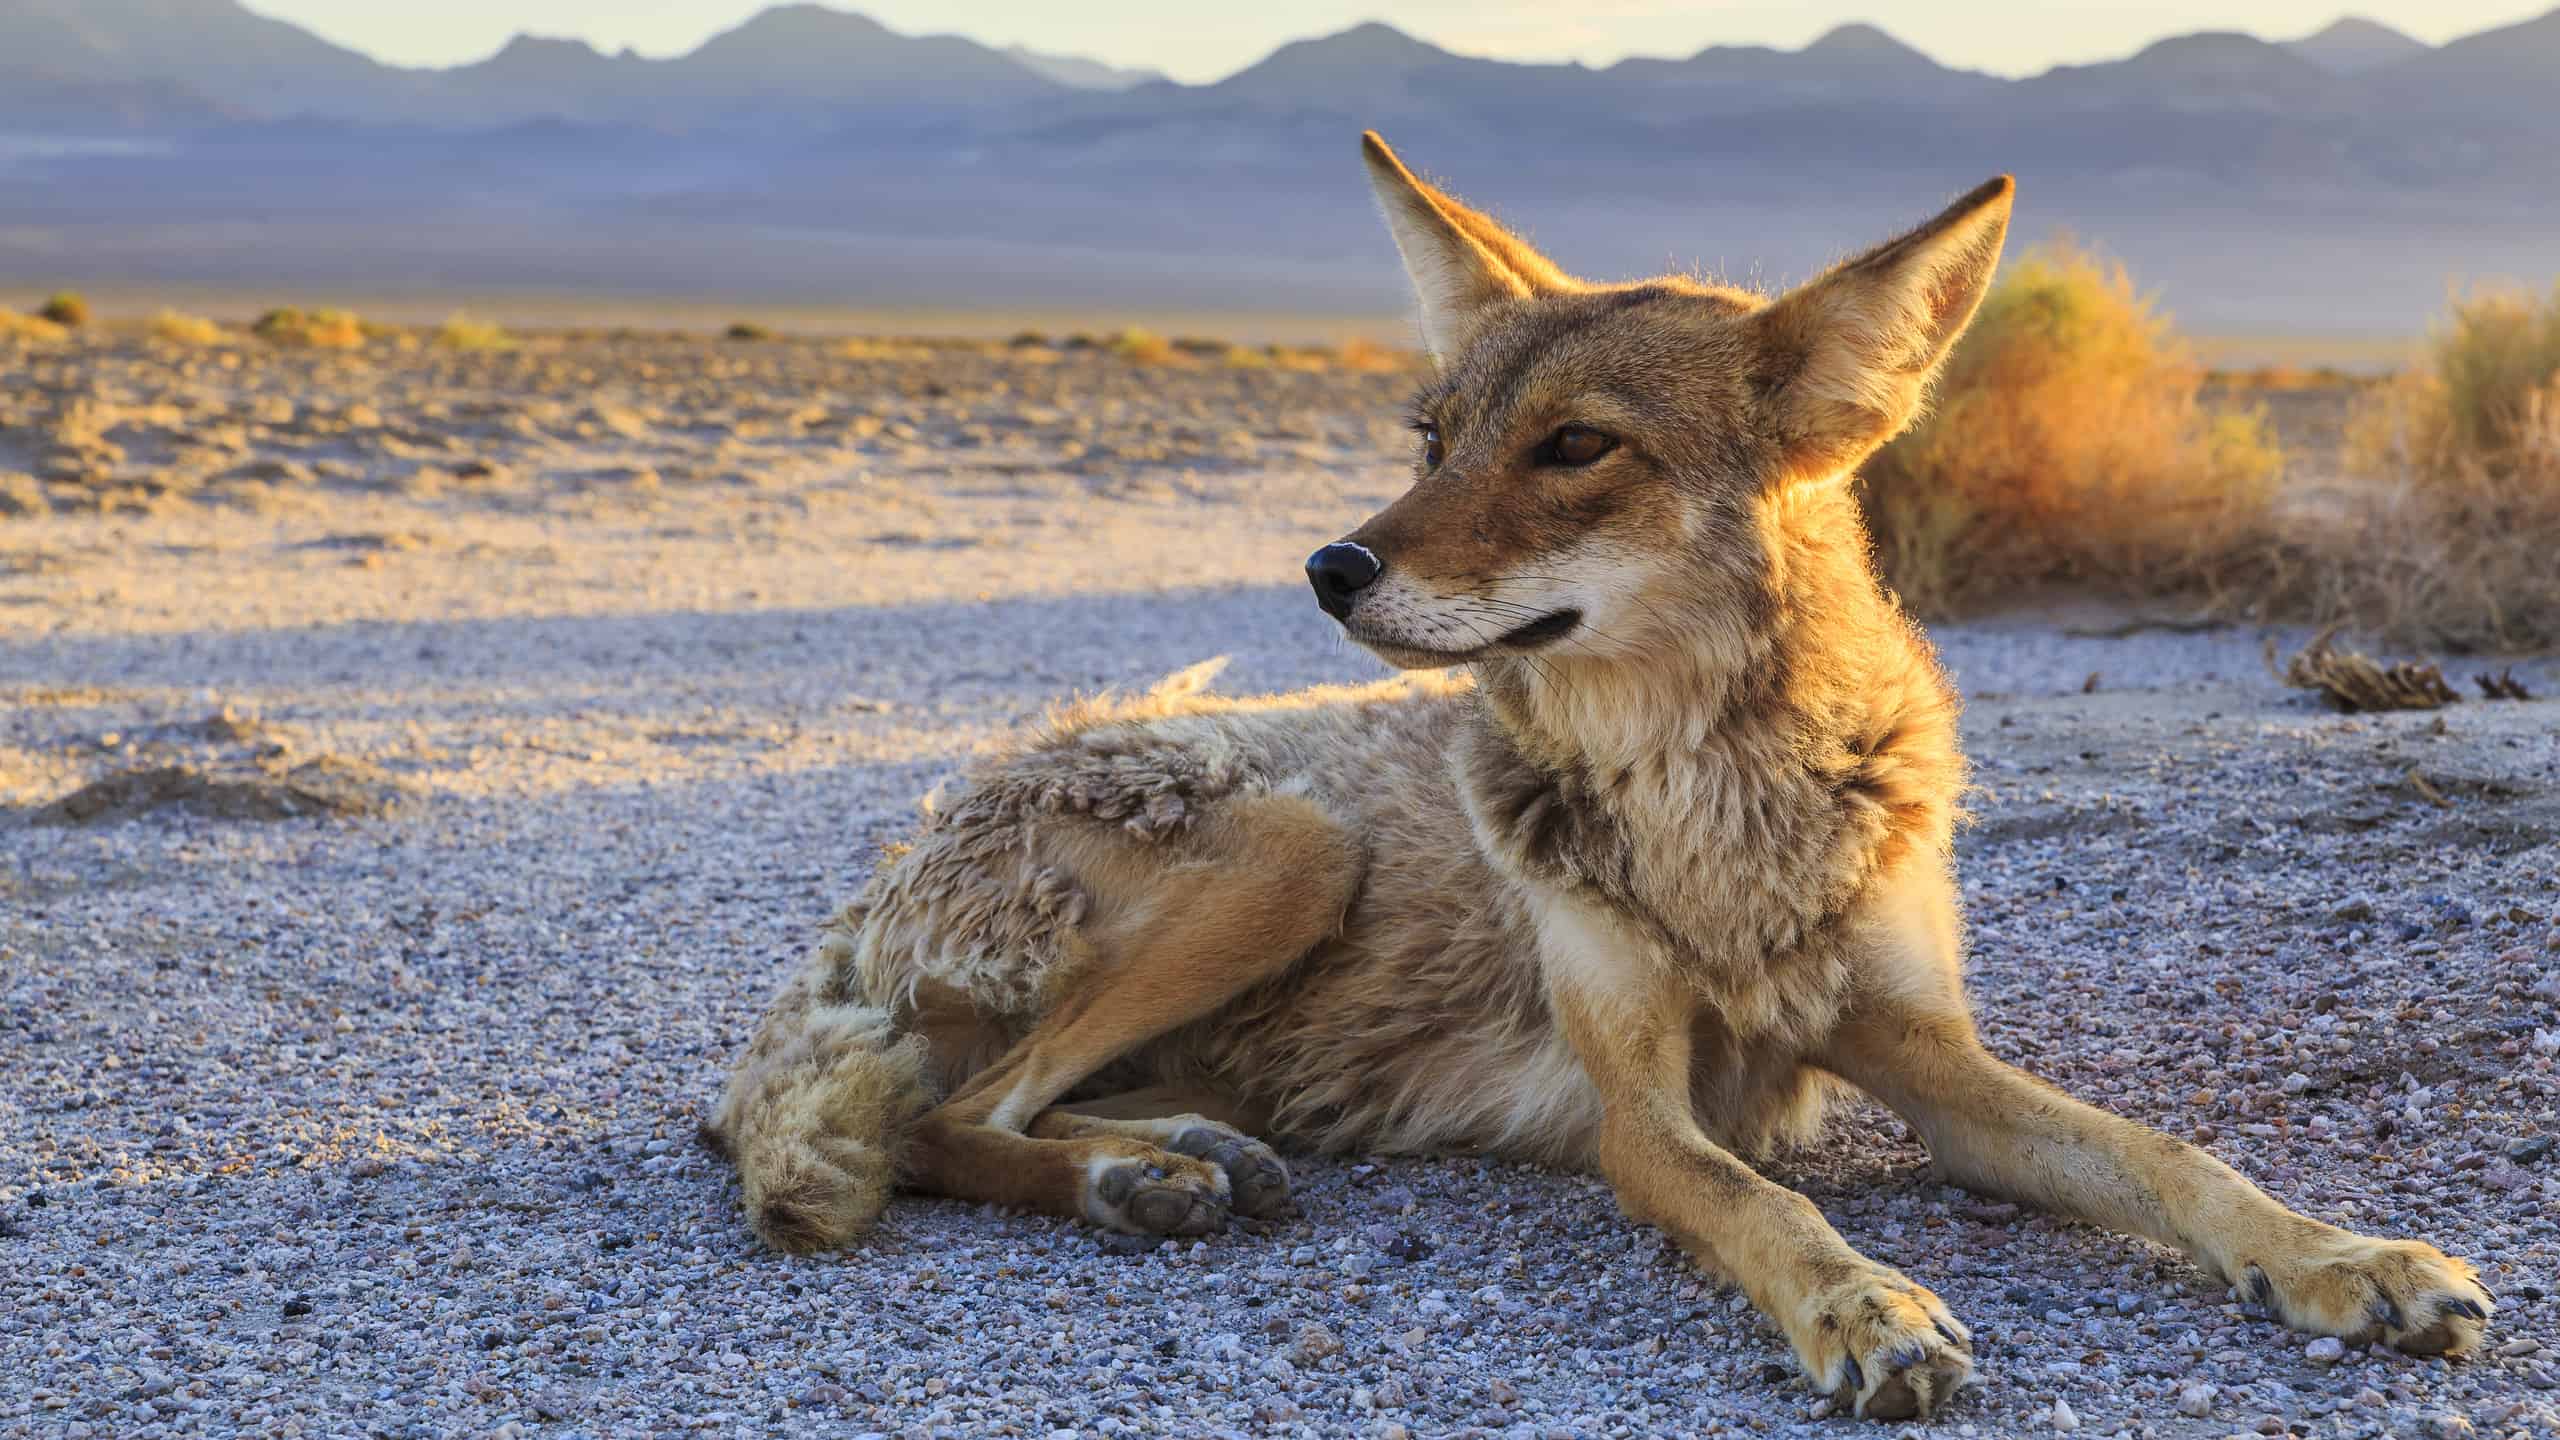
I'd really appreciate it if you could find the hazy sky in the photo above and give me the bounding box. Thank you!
[245,2,2543,81]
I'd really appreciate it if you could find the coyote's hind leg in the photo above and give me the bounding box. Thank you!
[904,793,1355,1234]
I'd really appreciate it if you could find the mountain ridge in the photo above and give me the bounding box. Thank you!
[11,4,2545,133]
[5,4,2559,339]
[2283,16,2431,72]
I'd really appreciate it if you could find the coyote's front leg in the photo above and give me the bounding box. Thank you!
[1548,954,1973,1421]
[1823,994,2494,1357]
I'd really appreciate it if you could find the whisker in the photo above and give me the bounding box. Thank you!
[1474,580,1671,644]
[1454,597,1641,653]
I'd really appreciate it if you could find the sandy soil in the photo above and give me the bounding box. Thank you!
[3,334,2556,1438]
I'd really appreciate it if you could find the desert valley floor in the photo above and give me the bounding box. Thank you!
[2,334,2557,1438]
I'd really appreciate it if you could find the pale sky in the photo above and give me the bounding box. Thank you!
[244,2,2545,82]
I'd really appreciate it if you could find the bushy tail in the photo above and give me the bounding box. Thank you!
[705,936,931,1253]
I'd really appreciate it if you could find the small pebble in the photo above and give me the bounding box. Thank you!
[1292,1322,1343,1363]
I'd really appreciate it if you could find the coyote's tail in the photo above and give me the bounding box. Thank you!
[704,936,931,1253]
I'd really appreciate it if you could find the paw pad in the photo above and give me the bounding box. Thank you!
[1090,1157,1227,1236]
[1168,1124,1292,1219]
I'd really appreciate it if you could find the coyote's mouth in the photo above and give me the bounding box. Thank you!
[1348,605,1585,670]
[1497,609,1582,649]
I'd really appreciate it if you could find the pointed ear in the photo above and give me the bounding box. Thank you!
[1753,175,2013,479]
[1362,131,1577,362]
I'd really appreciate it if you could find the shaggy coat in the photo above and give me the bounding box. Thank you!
[707,134,2492,1422]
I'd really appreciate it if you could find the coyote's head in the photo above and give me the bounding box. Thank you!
[1309,132,2011,672]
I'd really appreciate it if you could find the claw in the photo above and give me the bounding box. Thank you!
[1933,1318,1967,1347]
[1839,1354,1865,1395]
[2246,1265,2275,1310]
[2443,1297,2488,1321]
[1885,1340,1928,1371]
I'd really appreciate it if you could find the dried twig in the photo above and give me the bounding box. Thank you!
[2475,668,2534,701]
[2404,769,2453,809]
[2276,628,2461,713]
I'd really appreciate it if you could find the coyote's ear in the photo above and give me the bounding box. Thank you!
[1362,131,1576,363]
[1753,176,2013,480]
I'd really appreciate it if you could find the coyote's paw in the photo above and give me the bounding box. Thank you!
[1792,1266,1974,1422]
[2242,1232,2492,1357]
[1083,1151,1230,1237]
[1165,1119,1292,1220]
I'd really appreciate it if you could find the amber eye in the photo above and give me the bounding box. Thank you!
[1543,425,1616,467]
[1420,426,1445,469]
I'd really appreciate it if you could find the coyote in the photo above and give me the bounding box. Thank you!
[707,134,2491,1419]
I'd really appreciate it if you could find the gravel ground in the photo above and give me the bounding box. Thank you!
[4,335,2558,1438]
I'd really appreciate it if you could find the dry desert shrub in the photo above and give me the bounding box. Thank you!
[148,310,224,345]
[723,321,776,342]
[1245,337,1414,374]
[1261,343,1335,371]
[1107,327,1177,365]
[435,313,514,352]
[0,311,70,345]
[2362,286,2560,466]
[1860,241,2283,614]
[37,291,90,328]
[2331,285,2560,648]
[253,306,366,348]
[1328,336,1406,373]
[303,311,368,347]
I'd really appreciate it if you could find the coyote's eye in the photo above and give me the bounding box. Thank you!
[1419,426,1444,469]
[1541,425,1616,467]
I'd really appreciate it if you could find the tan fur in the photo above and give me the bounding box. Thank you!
[709,133,2492,1418]
[703,929,929,1253]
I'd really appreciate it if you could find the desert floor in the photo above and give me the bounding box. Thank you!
[3,335,2556,1438]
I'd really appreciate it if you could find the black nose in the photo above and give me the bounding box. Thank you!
[1305,541,1382,620]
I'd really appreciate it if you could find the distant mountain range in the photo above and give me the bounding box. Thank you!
[2283,16,2432,72]
[5,2,2560,338]
[0,1,1077,128]
[1001,45,1166,93]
